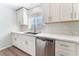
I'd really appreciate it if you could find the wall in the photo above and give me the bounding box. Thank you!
[0,4,20,50]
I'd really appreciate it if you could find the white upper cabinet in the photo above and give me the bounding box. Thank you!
[73,3,79,20]
[42,3,74,23]
[51,3,60,22]
[42,3,60,22]
[16,8,29,25]
[41,4,50,23]
[60,3,73,21]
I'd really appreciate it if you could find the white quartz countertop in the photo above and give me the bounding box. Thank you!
[11,32,79,44]
[35,33,79,43]
[11,32,36,37]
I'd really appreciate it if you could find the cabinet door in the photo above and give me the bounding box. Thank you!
[41,4,50,23]
[73,3,79,20]
[12,33,23,48]
[23,8,29,25]
[60,3,73,21]
[51,3,60,22]
[16,8,28,25]
[76,44,79,56]
[12,33,36,56]
[16,8,24,25]
[21,35,36,56]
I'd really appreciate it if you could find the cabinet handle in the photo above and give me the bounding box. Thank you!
[60,54,65,56]
[70,13,73,19]
[15,38,16,41]
[25,41,28,45]
[48,16,52,21]
[60,44,69,47]
[74,12,76,19]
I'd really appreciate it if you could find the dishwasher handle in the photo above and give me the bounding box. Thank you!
[36,37,46,41]
[36,37,54,42]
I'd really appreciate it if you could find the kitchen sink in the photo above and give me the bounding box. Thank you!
[25,32,38,35]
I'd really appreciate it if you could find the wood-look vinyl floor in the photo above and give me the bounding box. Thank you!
[0,46,30,56]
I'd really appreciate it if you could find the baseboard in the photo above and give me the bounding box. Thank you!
[0,44,13,51]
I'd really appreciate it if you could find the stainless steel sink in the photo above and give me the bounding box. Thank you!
[25,32,38,35]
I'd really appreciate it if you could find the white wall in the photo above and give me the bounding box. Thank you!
[0,4,20,50]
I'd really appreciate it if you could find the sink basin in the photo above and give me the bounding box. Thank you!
[25,32,38,35]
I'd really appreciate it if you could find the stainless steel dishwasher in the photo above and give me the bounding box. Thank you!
[36,37,55,56]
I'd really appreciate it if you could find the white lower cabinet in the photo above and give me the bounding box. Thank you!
[55,40,76,56]
[76,44,79,56]
[12,33,79,56]
[12,33,36,56]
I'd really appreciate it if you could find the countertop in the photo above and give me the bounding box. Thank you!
[11,32,36,37]
[35,33,79,44]
[11,32,79,44]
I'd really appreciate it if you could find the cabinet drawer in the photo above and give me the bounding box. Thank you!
[55,48,75,56]
[75,44,79,56]
[55,40,76,51]
[56,50,70,56]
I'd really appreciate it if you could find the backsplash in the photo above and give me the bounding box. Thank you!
[20,25,29,32]
[20,25,42,33]
[42,22,79,36]
[20,22,79,36]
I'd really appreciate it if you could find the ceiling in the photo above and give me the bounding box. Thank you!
[7,3,41,10]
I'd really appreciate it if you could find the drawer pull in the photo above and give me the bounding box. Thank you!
[70,13,73,19]
[15,38,16,41]
[60,54,65,56]
[74,12,76,18]
[25,41,28,45]
[60,44,69,47]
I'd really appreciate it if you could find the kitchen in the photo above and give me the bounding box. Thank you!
[1,3,79,56]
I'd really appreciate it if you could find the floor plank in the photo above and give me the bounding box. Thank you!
[0,46,30,56]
